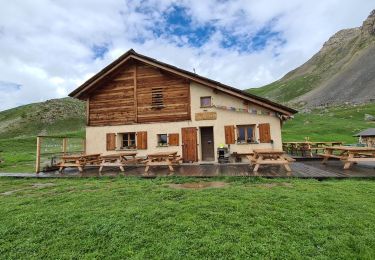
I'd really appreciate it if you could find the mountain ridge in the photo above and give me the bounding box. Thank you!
[249,10,375,108]
[0,97,85,139]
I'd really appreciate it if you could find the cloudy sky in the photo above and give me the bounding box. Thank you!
[0,0,373,111]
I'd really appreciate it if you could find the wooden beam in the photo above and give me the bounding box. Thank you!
[187,80,191,120]
[35,137,41,174]
[83,139,86,154]
[86,97,90,126]
[62,138,67,155]
[134,63,138,123]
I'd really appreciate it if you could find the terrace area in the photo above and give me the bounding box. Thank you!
[1,160,375,179]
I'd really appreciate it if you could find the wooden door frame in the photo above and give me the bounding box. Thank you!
[199,126,215,161]
[181,127,198,162]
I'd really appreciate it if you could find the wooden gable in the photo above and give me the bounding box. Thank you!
[87,60,190,126]
[136,63,190,123]
[71,49,297,118]
[88,63,136,126]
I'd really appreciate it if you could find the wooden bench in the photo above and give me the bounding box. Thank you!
[232,152,254,162]
[247,149,295,174]
[283,141,343,157]
[169,154,183,164]
[58,153,101,173]
[98,152,140,175]
[144,152,178,174]
[320,146,375,170]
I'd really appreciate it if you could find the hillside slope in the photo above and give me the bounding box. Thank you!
[0,97,85,139]
[250,10,375,107]
[282,103,375,142]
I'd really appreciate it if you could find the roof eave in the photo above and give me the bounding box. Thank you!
[69,49,298,116]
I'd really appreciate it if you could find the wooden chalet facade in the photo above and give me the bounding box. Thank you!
[69,49,297,162]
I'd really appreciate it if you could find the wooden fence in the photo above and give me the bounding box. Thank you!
[35,136,85,173]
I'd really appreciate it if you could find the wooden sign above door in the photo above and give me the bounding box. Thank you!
[195,112,217,121]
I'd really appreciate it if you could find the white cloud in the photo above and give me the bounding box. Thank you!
[0,0,373,110]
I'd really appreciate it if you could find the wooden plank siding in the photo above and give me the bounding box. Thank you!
[87,61,190,126]
[89,63,136,126]
[136,63,190,123]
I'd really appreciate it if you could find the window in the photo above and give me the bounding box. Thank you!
[236,125,256,143]
[121,132,136,149]
[152,87,164,109]
[157,134,168,146]
[200,96,212,107]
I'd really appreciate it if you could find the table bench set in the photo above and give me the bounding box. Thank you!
[318,146,375,169]
[246,150,295,174]
[53,145,375,176]
[56,151,182,175]
[283,141,343,157]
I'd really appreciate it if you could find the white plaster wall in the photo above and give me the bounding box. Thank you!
[86,82,283,161]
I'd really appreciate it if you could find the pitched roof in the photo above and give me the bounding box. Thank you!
[69,49,297,116]
[354,128,375,137]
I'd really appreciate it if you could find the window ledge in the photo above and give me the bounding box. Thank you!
[117,148,137,151]
[236,142,259,145]
[156,145,169,148]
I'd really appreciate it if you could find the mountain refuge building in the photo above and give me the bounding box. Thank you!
[69,49,297,162]
[355,128,375,147]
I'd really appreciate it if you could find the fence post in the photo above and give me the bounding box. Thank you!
[35,136,41,174]
[62,138,67,155]
[83,138,86,154]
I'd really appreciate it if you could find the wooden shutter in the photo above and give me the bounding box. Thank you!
[259,123,271,143]
[168,133,179,146]
[136,131,147,149]
[224,125,235,144]
[106,133,116,151]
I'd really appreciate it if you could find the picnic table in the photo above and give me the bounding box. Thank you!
[247,149,295,173]
[58,153,101,173]
[283,141,343,157]
[99,152,141,175]
[320,146,375,169]
[144,151,180,174]
[231,152,254,162]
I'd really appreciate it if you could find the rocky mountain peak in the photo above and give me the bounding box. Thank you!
[322,10,375,50]
[362,9,375,35]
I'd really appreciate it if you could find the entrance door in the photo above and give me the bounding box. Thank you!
[200,127,215,161]
[181,127,198,162]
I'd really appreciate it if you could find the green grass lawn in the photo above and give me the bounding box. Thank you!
[0,131,84,173]
[0,177,375,259]
[282,103,375,143]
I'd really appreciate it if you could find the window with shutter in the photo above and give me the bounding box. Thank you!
[258,123,271,143]
[106,133,116,151]
[120,132,136,149]
[224,125,235,144]
[157,134,168,147]
[168,133,179,146]
[137,131,148,149]
[236,125,256,143]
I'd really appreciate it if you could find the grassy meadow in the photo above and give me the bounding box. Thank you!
[282,103,375,143]
[1,177,375,259]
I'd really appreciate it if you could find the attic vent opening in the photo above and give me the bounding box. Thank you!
[152,87,164,109]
